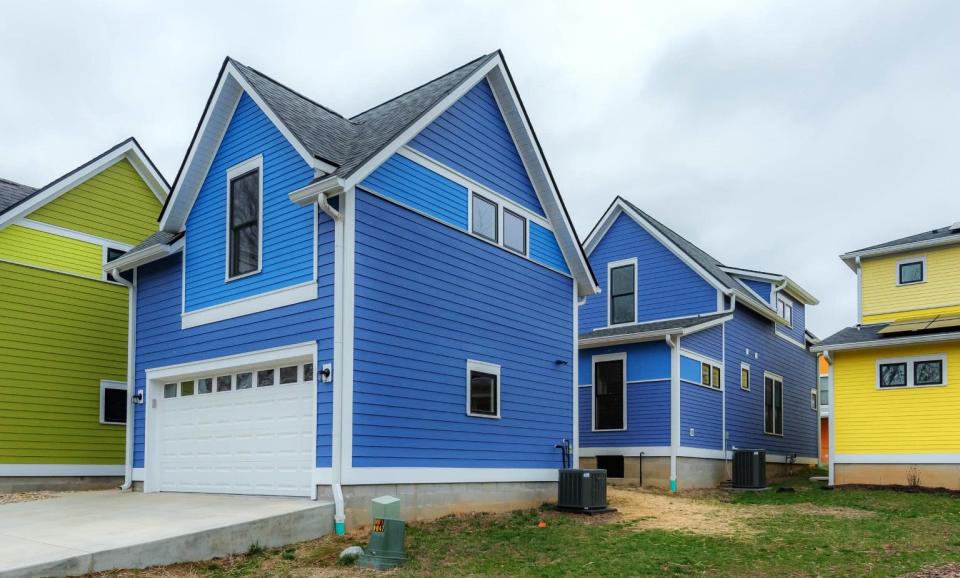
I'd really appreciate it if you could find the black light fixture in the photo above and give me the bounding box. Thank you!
[555,359,569,366]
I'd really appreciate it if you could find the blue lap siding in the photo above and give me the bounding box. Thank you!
[681,325,723,360]
[360,154,468,229]
[184,92,315,311]
[741,278,772,302]
[351,190,573,469]
[408,79,544,217]
[530,221,569,274]
[132,210,335,468]
[580,213,717,331]
[679,382,723,450]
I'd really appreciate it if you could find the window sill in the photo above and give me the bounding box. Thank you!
[225,267,263,283]
[466,412,501,420]
[592,427,627,432]
[876,382,947,390]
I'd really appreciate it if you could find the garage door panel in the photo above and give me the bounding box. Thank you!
[156,371,313,497]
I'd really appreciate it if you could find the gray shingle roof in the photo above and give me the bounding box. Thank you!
[580,312,730,341]
[847,225,960,255]
[127,230,183,254]
[0,178,36,213]
[817,320,960,349]
[228,54,493,178]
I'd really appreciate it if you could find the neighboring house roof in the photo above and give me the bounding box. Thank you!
[0,178,36,214]
[584,196,816,327]
[155,51,597,294]
[103,230,184,274]
[579,312,732,347]
[839,222,960,270]
[0,137,169,230]
[812,321,960,352]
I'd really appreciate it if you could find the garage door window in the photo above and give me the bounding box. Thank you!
[303,363,314,382]
[164,383,177,398]
[236,372,253,389]
[181,380,194,396]
[198,378,213,394]
[216,375,232,392]
[279,366,298,384]
[258,369,275,387]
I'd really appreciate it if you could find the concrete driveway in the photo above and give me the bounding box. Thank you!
[0,490,334,577]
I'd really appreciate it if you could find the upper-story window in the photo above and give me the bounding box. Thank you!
[608,259,637,325]
[818,375,828,406]
[897,257,925,285]
[503,209,527,255]
[226,156,263,280]
[471,193,498,242]
[878,354,945,388]
[469,192,530,257]
[776,294,793,327]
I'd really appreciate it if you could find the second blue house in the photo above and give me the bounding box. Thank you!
[577,197,819,490]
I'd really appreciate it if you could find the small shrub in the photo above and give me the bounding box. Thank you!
[246,542,264,556]
[338,553,359,566]
[907,466,922,488]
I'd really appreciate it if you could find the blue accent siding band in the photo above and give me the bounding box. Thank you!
[680,356,703,383]
[184,92,315,311]
[530,221,569,274]
[351,190,573,469]
[360,154,468,230]
[742,278,772,302]
[408,79,545,216]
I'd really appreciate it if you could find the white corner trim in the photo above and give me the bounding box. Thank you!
[312,468,334,486]
[341,467,559,485]
[572,281,580,465]
[145,341,316,382]
[0,464,124,476]
[132,467,145,481]
[181,281,317,329]
[834,453,960,464]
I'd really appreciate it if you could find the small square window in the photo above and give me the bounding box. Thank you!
[899,260,924,285]
[471,194,498,242]
[180,380,195,396]
[236,372,253,390]
[257,369,275,387]
[914,360,943,386]
[303,363,314,382]
[101,382,127,425]
[197,378,213,394]
[163,383,177,398]
[503,209,526,255]
[216,375,232,392]
[279,366,298,384]
[467,360,500,418]
[879,363,907,388]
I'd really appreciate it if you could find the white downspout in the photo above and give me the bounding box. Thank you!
[666,334,680,492]
[824,350,835,486]
[110,268,136,491]
[324,196,346,535]
[855,257,863,325]
[722,293,735,478]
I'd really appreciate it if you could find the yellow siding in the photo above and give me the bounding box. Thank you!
[833,342,960,454]
[861,245,960,323]
[28,159,162,245]
[0,225,103,278]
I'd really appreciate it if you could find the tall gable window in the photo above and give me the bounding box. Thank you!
[764,373,784,435]
[227,156,263,279]
[608,259,637,326]
[776,294,793,327]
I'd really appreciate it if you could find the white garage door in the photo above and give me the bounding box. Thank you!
[155,362,314,497]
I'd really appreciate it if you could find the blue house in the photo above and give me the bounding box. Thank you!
[106,52,597,530]
[577,197,819,490]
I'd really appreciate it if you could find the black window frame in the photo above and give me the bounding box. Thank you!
[879,362,908,388]
[502,208,527,255]
[914,359,944,386]
[594,358,625,431]
[609,263,636,325]
[764,375,784,435]
[898,260,924,285]
[228,168,261,279]
[471,193,498,243]
[777,296,793,327]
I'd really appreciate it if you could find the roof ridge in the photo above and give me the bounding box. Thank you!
[0,176,35,189]
[228,57,355,123]
[349,53,492,122]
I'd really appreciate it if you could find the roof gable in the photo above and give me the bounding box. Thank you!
[0,138,168,232]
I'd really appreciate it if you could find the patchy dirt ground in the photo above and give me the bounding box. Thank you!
[899,564,960,578]
[0,491,59,506]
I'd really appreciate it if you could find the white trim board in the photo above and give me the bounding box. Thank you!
[0,464,124,476]
[145,341,316,382]
[0,138,168,231]
[17,219,134,251]
[341,467,559,485]
[181,281,317,329]
[834,454,960,464]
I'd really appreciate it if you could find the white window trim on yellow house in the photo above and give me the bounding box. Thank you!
[896,256,926,286]
[875,353,947,389]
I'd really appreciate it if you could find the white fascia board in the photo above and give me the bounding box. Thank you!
[579,328,682,348]
[341,467,559,485]
[289,175,346,207]
[840,236,960,270]
[0,139,169,231]
[20,219,134,250]
[145,340,316,382]
[180,281,317,329]
[160,62,333,232]
[810,330,960,352]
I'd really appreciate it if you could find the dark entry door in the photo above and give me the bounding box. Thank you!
[595,359,624,430]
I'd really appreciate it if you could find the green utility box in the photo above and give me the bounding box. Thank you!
[357,496,407,570]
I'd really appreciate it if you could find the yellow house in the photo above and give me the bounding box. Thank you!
[813,223,960,489]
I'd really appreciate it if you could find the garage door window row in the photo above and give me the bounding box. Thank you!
[162,362,314,399]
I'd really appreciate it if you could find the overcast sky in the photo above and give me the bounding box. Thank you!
[2,0,958,337]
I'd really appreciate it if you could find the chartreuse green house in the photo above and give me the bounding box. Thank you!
[0,139,167,489]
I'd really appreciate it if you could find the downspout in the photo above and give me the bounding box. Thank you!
[722,293,735,478]
[110,268,136,491]
[324,196,346,535]
[855,257,862,325]
[665,334,680,492]
[824,350,835,486]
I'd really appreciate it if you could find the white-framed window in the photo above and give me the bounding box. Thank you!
[740,362,750,391]
[764,372,784,436]
[897,257,926,286]
[810,388,818,410]
[700,361,723,390]
[592,353,627,431]
[877,354,946,389]
[607,258,637,326]
[776,294,793,327]
[818,375,829,406]
[99,380,127,425]
[468,192,531,258]
[225,155,263,280]
[466,359,500,419]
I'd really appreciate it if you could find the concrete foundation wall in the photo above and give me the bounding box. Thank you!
[318,481,556,530]
[835,463,960,490]
[0,476,123,493]
[580,456,807,490]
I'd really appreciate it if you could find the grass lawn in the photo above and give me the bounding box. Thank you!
[97,474,960,577]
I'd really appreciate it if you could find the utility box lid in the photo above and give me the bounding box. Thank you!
[372,495,401,520]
